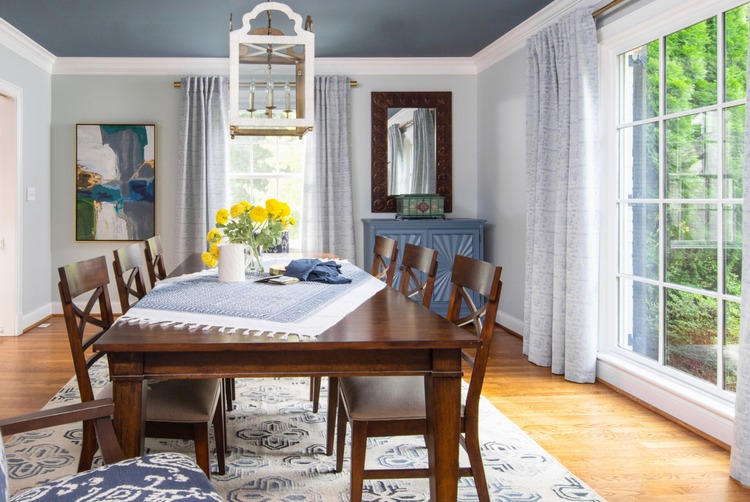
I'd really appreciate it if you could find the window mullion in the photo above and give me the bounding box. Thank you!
[657,34,667,366]
[716,10,727,390]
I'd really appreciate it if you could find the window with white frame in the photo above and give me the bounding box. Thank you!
[613,1,748,394]
[228,135,306,250]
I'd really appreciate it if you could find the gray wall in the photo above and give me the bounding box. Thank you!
[51,75,179,310]
[0,45,51,327]
[477,47,528,333]
[49,72,479,307]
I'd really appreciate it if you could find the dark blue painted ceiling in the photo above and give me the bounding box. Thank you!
[0,0,555,58]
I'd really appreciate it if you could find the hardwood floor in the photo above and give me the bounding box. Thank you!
[1,317,748,500]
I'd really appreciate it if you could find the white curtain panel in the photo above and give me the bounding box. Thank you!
[174,76,229,266]
[523,7,600,383]
[729,37,750,485]
[301,76,356,262]
[411,108,436,194]
[388,124,405,195]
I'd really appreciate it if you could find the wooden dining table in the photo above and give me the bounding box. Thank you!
[94,254,480,501]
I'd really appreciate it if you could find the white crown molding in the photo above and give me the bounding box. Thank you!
[316,57,476,75]
[0,17,55,73]
[53,56,477,76]
[473,0,594,73]
[53,57,230,76]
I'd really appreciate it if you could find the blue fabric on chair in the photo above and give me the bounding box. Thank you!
[7,452,223,502]
[285,259,352,284]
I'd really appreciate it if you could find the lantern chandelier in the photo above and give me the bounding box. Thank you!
[229,1,314,138]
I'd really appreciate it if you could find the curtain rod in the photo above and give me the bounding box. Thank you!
[592,0,628,18]
[173,80,358,88]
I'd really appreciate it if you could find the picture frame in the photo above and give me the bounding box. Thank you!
[75,124,156,241]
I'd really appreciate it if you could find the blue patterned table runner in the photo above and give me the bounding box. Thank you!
[117,261,386,339]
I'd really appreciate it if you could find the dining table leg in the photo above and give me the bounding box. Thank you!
[424,349,462,501]
[326,376,339,456]
[108,355,146,459]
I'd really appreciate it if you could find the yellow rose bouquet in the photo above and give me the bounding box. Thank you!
[201,198,295,273]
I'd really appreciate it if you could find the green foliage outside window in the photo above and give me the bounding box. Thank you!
[621,4,748,392]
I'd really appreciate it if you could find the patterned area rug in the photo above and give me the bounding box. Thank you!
[5,362,604,501]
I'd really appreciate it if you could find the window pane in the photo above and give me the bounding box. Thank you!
[254,177,278,202]
[666,17,718,114]
[620,278,659,361]
[665,289,717,384]
[230,178,278,203]
[665,204,718,291]
[665,112,718,199]
[621,202,659,280]
[253,142,276,173]
[620,123,659,199]
[725,204,742,296]
[230,178,252,201]
[619,40,660,123]
[229,143,252,174]
[724,301,740,392]
[725,4,750,102]
[724,105,745,199]
[274,138,305,174]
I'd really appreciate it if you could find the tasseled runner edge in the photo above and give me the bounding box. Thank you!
[117,315,313,341]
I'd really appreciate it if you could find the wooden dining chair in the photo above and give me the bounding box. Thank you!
[323,243,439,455]
[398,242,439,308]
[312,235,401,419]
[370,235,399,286]
[113,243,148,314]
[58,256,226,478]
[334,254,502,502]
[144,235,168,289]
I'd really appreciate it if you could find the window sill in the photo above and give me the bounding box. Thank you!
[597,352,735,446]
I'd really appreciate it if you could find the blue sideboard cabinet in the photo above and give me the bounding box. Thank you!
[362,218,486,317]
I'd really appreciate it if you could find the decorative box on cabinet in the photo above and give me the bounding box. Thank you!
[362,218,485,317]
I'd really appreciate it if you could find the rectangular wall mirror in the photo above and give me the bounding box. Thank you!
[371,91,452,212]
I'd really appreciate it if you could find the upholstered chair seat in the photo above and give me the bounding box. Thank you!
[144,380,221,422]
[338,376,464,421]
[96,379,221,423]
[7,453,223,502]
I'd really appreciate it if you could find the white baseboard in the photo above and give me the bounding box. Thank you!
[497,310,524,335]
[597,354,734,446]
[19,304,53,333]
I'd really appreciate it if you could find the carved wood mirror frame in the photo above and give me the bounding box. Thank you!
[371,91,452,212]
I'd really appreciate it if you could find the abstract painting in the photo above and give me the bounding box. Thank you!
[75,124,155,241]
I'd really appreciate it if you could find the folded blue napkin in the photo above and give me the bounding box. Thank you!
[284,259,352,284]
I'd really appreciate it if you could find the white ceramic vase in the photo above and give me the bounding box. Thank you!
[218,243,246,282]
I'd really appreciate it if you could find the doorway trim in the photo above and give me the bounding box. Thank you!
[0,78,22,336]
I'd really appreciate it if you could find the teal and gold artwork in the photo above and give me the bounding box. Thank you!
[75,124,155,241]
